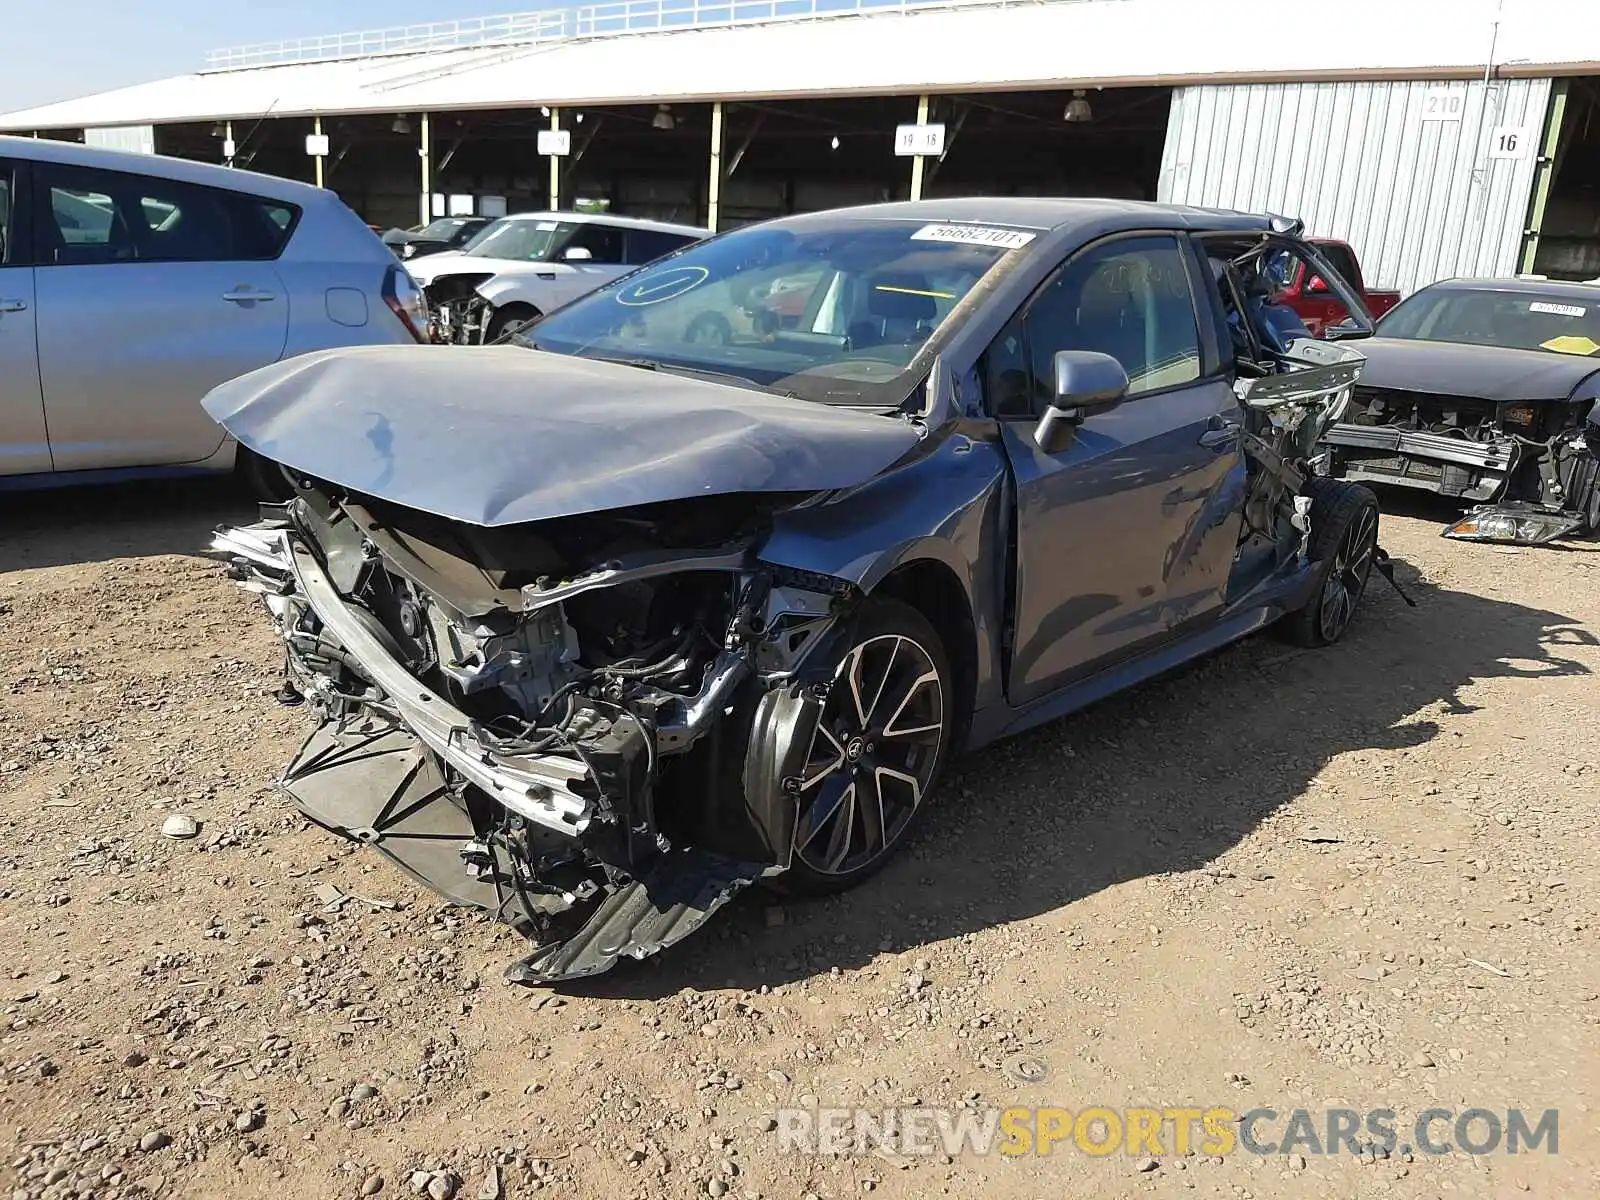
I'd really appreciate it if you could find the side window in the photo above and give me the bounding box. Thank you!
[564,222,625,263]
[0,163,14,266]
[34,163,297,265]
[985,236,1202,417]
[41,173,125,264]
[624,229,694,265]
[983,316,1032,418]
[1316,243,1360,291]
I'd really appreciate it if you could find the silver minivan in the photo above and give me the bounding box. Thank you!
[0,136,427,493]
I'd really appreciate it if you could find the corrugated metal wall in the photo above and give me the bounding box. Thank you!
[1158,79,1552,297]
[84,125,156,155]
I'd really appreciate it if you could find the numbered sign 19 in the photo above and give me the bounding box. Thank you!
[895,123,946,157]
[1420,87,1465,122]
[1488,124,1533,160]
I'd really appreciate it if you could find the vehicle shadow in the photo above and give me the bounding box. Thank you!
[567,556,1595,998]
[0,477,253,572]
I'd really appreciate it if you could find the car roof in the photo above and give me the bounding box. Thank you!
[1424,276,1600,299]
[760,196,1277,235]
[0,134,339,208]
[496,210,708,236]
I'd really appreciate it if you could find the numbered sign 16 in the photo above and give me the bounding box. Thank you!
[1488,125,1533,160]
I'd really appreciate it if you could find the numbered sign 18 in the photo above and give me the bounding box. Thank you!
[895,123,946,157]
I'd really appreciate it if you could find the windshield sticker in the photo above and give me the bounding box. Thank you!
[910,223,1036,250]
[616,265,711,307]
[1529,300,1586,318]
[536,221,559,231]
[1540,334,1600,357]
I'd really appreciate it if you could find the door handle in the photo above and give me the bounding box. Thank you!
[222,289,276,303]
[1199,415,1241,450]
[0,299,27,314]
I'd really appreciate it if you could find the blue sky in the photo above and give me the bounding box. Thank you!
[1,2,563,113]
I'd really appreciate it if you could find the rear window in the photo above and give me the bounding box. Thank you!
[625,228,699,265]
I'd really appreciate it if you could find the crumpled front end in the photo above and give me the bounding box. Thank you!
[1323,388,1600,545]
[214,487,858,983]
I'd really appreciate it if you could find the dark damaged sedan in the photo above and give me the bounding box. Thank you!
[207,199,1391,983]
[1320,277,1600,544]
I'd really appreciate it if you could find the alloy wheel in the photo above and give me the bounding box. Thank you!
[792,633,946,876]
[1318,501,1378,643]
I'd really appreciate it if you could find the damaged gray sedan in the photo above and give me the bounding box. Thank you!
[207,200,1392,983]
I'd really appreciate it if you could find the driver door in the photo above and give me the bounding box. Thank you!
[991,234,1246,707]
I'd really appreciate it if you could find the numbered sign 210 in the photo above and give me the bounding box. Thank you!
[895,123,946,157]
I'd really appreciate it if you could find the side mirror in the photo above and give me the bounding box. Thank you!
[562,245,594,262]
[1034,350,1129,452]
[1305,274,1330,294]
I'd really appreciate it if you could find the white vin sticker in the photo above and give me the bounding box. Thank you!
[1529,301,1587,318]
[911,224,1037,250]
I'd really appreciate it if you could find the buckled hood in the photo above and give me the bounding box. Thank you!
[1355,337,1600,402]
[202,345,923,527]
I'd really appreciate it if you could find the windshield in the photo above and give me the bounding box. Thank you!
[1379,286,1600,357]
[523,217,1028,406]
[462,217,571,262]
[418,218,471,239]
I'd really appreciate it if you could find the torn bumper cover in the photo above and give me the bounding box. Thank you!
[212,518,844,983]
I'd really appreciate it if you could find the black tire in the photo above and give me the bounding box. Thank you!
[1279,478,1380,647]
[235,444,295,503]
[485,304,541,344]
[773,597,954,897]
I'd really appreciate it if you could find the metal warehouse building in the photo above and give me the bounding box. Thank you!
[4,0,1599,294]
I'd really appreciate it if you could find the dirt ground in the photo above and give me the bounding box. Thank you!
[1,479,1596,1200]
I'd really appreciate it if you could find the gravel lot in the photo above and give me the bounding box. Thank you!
[2,480,1596,1200]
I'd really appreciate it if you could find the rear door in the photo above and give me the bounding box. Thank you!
[0,157,51,475]
[551,221,630,305]
[31,162,290,471]
[991,233,1245,706]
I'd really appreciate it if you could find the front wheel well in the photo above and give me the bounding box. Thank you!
[871,559,977,747]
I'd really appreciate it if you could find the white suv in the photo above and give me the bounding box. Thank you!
[406,211,707,343]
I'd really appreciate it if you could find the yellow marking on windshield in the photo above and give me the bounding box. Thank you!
[1540,334,1600,356]
[874,284,956,300]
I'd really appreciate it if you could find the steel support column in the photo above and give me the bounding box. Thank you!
[419,113,432,226]
[908,94,930,201]
[1519,80,1569,275]
[548,109,562,211]
[707,101,725,232]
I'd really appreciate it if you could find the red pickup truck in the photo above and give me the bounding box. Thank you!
[1271,238,1402,336]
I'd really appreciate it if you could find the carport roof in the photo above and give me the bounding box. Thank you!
[3,0,1598,132]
